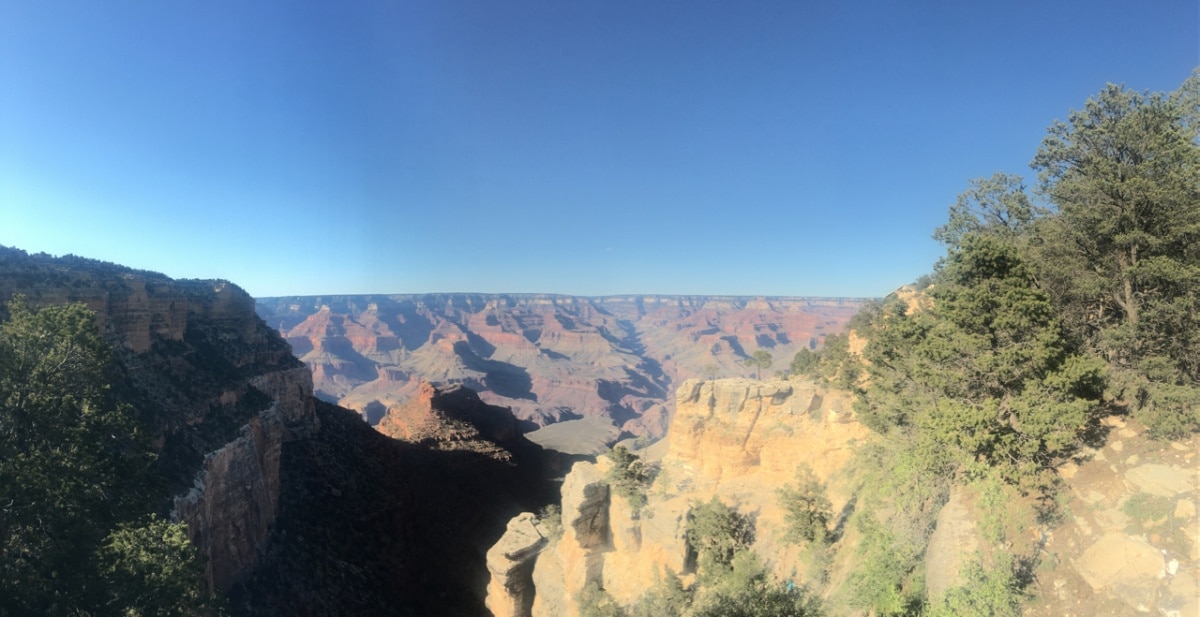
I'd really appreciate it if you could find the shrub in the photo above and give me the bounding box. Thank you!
[578,582,627,617]
[777,465,833,546]
[1122,492,1174,526]
[693,550,823,617]
[630,568,692,617]
[685,497,753,582]
[925,554,1022,617]
[605,446,651,512]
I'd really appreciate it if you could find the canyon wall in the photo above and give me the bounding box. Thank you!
[255,294,866,441]
[0,247,316,590]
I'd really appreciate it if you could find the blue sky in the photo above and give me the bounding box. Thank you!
[1,1,1195,298]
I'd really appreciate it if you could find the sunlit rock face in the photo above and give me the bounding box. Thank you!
[376,380,522,461]
[485,377,870,616]
[0,246,316,590]
[665,378,866,491]
[256,294,866,438]
[485,512,551,617]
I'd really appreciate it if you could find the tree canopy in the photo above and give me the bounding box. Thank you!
[743,350,773,380]
[1030,76,1200,438]
[0,297,216,616]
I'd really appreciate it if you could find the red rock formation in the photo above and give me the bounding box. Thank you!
[256,294,866,441]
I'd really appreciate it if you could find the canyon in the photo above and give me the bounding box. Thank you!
[0,247,553,616]
[6,245,1195,617]
[254,294,865,446]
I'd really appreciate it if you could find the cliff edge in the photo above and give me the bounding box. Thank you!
[0,247,317,590]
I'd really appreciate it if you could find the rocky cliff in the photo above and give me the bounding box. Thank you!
[0,246,318,590]
[485,378,870,616]
[232,394,556,616]
[1,247,559,614]
[255,294,866,441]
[487,375,1200,617]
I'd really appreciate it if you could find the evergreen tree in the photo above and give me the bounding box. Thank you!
[0,297,216,615]
[1032,79,1200,437]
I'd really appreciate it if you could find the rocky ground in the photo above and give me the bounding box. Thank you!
[1027,416,1198,617]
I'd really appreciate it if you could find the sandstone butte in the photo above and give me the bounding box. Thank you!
[254,294,867,440]
[485,378,1200,617]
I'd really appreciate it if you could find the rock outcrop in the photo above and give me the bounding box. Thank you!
[487,377,869,616]
[485,513,551,617]
[376,380,523,461]
[1021,417,1199,617]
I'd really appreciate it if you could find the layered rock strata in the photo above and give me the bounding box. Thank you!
[255,294,866,438]
[0,246,316,590]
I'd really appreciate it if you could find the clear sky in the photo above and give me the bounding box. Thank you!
[1,2,1195,298]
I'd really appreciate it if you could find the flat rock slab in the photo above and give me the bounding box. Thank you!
[1125,464,1194,497]
[925,488,980,600]
[1076,532,1163,593]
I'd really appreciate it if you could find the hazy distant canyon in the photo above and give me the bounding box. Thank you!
[255,294,865,447]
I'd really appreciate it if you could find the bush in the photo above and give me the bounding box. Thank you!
[1122,492,1174,526]
[98,516,215,616]
[777,465,832,546]
[685,497,753,582]
[925,554,1022,617]
[693,550,823,617]
[630,568,692,617]
[605,446,651,512]
[578,582,627,617]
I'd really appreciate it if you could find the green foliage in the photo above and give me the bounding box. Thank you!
[538,504,563,540]
[0,297,216,615]
[973,471,1013,545]
[841,511,927,616]
[744,350,773,380]
[98,516,215,616]
[1122,492,1174,525]
[578,582,628,617]
[605,446,651,512]
[685,497,754,582]
[777,465,832,546]
[791,331,862,388]
[630,568,692,617]
[834,73,1200,617]
[932,173,1044,249]
[789,348,820,378]
[856,235,1105,486]
[1031,79,1200,438]
[692,550,824,617]
[925,554,1022,617]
